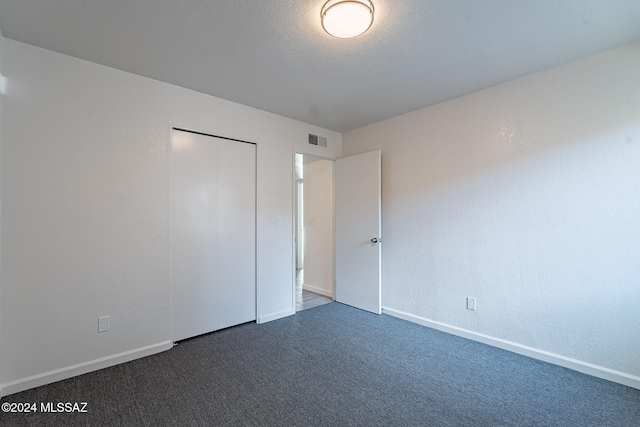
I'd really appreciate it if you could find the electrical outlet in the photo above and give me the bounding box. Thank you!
[98,316,110,333]
[466,297,476,311]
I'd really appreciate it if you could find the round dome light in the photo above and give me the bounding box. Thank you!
[321,0,374,39]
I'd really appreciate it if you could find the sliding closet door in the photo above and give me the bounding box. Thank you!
[171,129,256,342]
[171,131,220,341]
[217,139,256,329]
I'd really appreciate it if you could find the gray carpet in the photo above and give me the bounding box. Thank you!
[1,302,639,426]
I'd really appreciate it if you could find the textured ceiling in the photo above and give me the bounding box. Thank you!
[1,0,640,132]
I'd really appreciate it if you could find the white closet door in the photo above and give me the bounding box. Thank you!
[171,130,256,342]
[217,139,256,329]
[171,130,219,341]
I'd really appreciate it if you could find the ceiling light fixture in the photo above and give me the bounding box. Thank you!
[321,0,374,39]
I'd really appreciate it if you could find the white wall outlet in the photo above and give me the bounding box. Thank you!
[466,297,477,311]
[275,216,282,227]
[98,316,110,333]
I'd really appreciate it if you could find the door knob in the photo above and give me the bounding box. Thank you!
[371,237,380,244]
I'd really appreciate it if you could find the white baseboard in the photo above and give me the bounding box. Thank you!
[302,284,333,298]
[382,307,640,390]
[257,308,295,324]
[0,341,173,398]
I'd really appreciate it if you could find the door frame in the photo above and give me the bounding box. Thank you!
[292,150,337,312]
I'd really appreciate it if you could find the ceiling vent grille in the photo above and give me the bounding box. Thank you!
[308,133,328,148]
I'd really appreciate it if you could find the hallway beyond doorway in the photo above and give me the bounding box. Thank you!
[296,269,332,311]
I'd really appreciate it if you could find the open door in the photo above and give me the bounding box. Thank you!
[335,150,382,314]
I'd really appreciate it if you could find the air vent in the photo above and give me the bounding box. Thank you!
[308,133,328,148]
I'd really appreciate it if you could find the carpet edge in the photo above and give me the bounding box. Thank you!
[383,307,640,390]
[0,341,173,398]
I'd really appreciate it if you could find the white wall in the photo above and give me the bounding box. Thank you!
[303,159,334,297]
[343,42,640,388]
[0,39,341,396]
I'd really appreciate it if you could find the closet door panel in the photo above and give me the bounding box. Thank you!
[171,130,219,341]
[217,139,256,329]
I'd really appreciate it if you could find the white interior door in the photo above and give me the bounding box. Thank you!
[171,129,256,342]
[335,150,382,314]
[171,130,219,341]
[217,139,256,329]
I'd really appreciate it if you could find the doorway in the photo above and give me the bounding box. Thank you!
[294,153,334,311]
